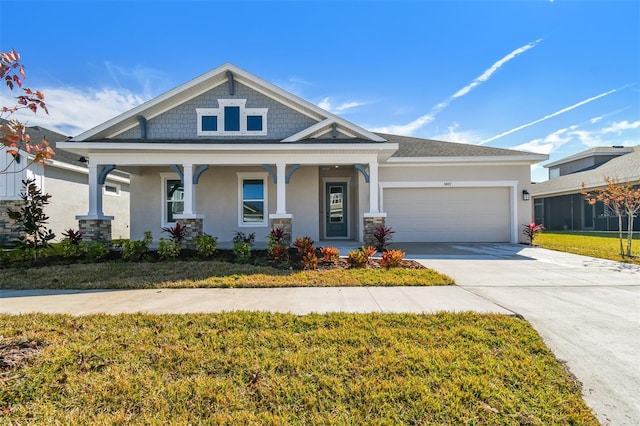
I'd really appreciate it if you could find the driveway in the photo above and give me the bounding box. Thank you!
[414,243,640,426]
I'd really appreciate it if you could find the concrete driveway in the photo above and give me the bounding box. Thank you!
[414,243,640,426]
[1,243,638,424]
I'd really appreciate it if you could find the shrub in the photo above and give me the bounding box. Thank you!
[373,225,395,252]
[62,228,83,245]
[302,252,318,270]
[162,222,187,246]
[233,230,256,246]
[194,233,217,259]
[270,244,289,263]
[320,247,340,262]
[380,249,405,269]
[60,239,86,258]
[233,241,252,263]
[7,178,56,262]
[122,231,152,262]
[348,246,377,268]
[522,223,545,246]
[84,241,109,263]
[158,238,181,260]
[293,236,314,254]
[267,227,286,248]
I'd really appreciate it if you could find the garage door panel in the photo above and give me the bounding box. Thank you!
[384,187,511,243]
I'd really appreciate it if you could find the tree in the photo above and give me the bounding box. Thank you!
[8,178,56,262]
[582,177,640,258]
[1,49,54,173]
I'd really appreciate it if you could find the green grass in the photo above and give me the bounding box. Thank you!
[0,260,453,290]
[0,312,597,425]
[535,231,640,264]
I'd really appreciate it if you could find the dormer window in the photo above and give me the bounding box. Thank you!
[197,99,267,136]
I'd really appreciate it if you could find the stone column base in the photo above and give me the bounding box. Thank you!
[269,215,293,246]
[78,219,112,244]
[179,218,203,249]
[363,214,386,247]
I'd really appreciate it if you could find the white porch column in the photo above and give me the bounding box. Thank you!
[276,162,287,214]
[183,163,195,216]
[368,161,379,214]
[87,162,104,217]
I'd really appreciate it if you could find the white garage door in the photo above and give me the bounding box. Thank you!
[384,187,511,242]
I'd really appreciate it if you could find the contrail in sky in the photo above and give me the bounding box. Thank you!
[478,88,617,145]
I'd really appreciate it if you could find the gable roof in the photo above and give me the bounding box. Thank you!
[71,63,385,143]
[531,145,640,196]
[378,133,548,162]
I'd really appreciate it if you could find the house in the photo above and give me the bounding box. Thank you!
[530,146,640,231]
[0,121,130,246]
[57,63,546,246]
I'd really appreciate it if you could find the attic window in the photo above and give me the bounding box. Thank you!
[197,99,267,136]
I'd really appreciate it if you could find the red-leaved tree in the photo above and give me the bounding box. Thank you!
[582,177,640,258]
[1,49,54,173]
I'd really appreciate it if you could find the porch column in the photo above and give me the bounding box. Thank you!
[363,161,386,246]
[276,162,287,214]
[269,162,293,245]
[88,163,104,217]
[77,163,114,244]
[368,161,379,213]
[183,163,195,216]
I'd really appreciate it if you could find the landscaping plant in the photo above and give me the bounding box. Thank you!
[161,222,187,246]
[373,225,395,252]
[233,241,252,263]
[348,246,377,268]
[7,178,55,262]
[294,236,317,270]
[320,246,340,262]
[193,233,217,259]
[380,249,406,268]
[582,177,640,257]
[233,230,255,246]
[158,238,180,260]
[522,223,545,246]
[122,231,152,262]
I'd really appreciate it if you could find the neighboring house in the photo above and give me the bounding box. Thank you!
[530,146,640,231]
[0,121,130,246]
[57,63,546,246]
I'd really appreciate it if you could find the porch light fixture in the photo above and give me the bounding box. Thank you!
[522,189,530,201]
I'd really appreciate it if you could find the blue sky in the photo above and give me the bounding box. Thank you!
[1,0,638,182]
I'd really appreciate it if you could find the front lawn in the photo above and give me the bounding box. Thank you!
[0,260,453,290]
[0,312,597,425]
[535,231,640,264]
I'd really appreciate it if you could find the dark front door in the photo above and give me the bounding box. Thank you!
[326,182,348,238]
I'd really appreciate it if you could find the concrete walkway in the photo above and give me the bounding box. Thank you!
[1,243,639,425]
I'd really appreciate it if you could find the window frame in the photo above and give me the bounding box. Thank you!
[197,99,268,136]
[237,172,269,227]
[160,173,184,226]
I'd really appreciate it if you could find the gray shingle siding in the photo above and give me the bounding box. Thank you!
[115,81,317,140]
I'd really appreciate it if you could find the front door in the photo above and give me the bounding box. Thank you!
[325,182,348,238]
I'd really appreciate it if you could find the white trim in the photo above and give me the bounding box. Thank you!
[237,172,269,228]
[196,99,268,136]
[282,119,333,142]
[380,180,519,244]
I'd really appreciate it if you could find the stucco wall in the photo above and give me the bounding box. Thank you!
[116,81,317,141]
[44,167,130,240]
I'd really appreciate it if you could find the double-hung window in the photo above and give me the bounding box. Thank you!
[197,99,267,136]
[237,172,268,227]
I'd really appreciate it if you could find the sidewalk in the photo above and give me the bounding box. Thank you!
[0,286,512,315]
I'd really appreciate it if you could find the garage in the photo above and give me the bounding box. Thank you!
[383,187,512,242]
